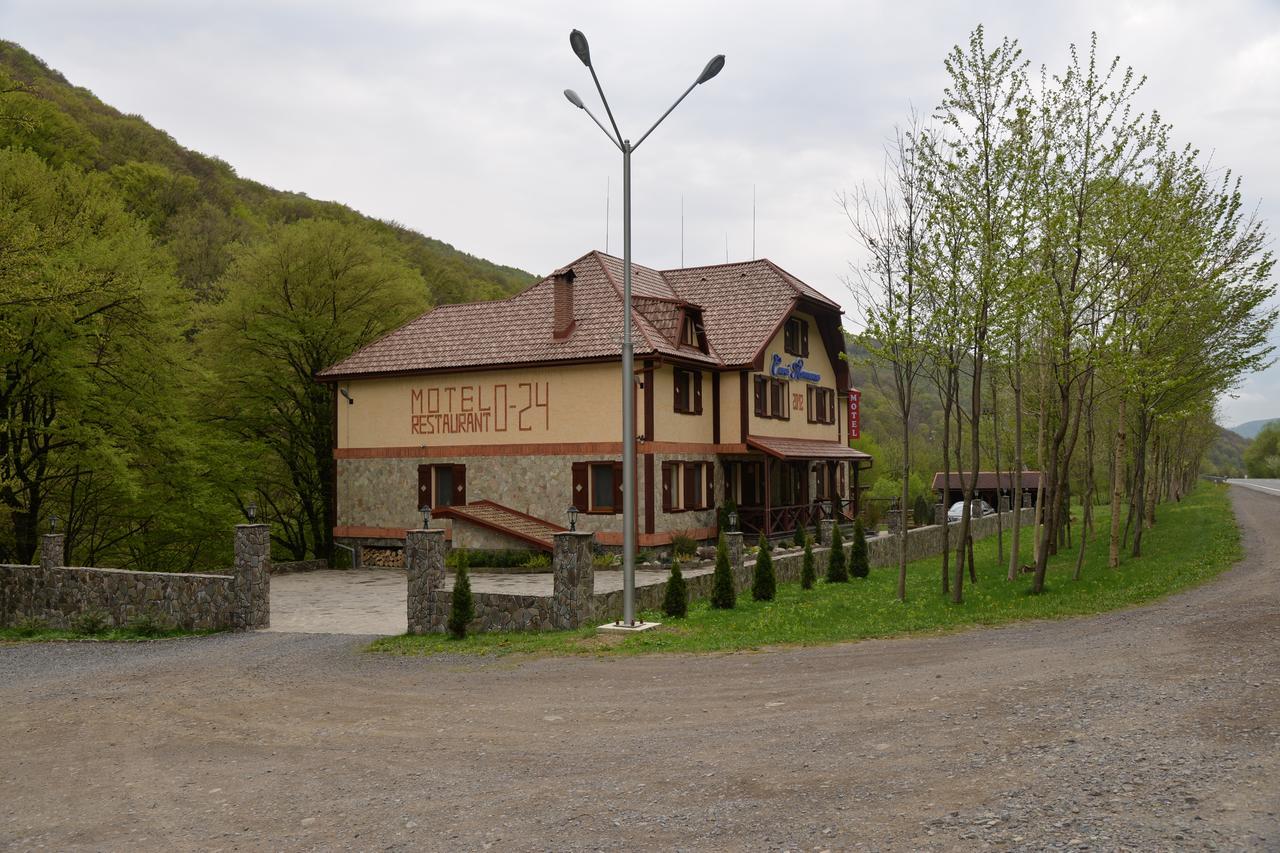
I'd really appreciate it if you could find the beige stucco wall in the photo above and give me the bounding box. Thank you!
[748,310,843,442]
[336,362,623,449]
[719,371,743,444]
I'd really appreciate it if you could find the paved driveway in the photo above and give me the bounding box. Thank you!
[266,569,406,635]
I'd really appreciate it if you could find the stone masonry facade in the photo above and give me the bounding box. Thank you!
[0,527,272,632]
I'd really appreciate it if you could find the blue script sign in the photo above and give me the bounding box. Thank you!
[770,353,822,383]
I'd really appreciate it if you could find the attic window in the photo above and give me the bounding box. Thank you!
[679,309,707,352]
[784,316,809,357]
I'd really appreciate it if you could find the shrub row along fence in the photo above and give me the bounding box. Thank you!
[407,509,1035,634]
[0,525,271,632]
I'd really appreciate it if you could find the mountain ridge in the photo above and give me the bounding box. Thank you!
[1227,417,1279,440]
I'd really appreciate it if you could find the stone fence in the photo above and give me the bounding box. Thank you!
[406,509,1035,634]
[0,525,271,632]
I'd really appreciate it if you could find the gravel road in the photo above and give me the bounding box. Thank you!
[2,485,1277,852]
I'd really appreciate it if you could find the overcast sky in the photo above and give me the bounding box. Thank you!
[4,0,1278,426]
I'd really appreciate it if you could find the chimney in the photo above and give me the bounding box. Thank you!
[552,267,576,339]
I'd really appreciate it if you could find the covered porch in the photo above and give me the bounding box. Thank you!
[723,436,873,538]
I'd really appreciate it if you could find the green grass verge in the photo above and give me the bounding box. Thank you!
[0,624,222,643]
[369,483,1241,659]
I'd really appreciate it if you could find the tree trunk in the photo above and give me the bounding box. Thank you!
[1008,351,1024,581]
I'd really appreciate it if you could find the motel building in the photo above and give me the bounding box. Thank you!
[318,250,872,558]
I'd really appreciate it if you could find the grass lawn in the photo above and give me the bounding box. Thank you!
[369,483,1241,659]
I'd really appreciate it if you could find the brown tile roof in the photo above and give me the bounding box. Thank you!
[319,250,841,379]
[931,471,1043,491]
[747,436,872,461]
[430,500,565,552]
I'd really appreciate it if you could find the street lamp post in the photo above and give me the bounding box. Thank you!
[564,29,724,628]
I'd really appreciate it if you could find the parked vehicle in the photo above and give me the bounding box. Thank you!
[947,499,996,523]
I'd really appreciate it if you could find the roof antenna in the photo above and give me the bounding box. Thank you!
[680,194,685,268]
[724,232,729,263]
[605,175,610,254]
[752,183,757,259]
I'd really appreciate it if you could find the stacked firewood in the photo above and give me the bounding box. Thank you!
[361,547,404,569]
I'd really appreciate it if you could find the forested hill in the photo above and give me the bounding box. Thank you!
[0,41,535,302]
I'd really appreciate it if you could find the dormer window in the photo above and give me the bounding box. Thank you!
[784,316,809,357]
[678,308,708,353]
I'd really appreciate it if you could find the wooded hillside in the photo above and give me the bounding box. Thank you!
[0,42,534,568]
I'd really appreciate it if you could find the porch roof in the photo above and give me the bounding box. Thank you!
[746,436,873,461]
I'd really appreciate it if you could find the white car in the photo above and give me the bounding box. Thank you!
[947,499,996,523]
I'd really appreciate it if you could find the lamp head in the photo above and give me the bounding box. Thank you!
[569,29,591,67]
[420,505,431,529]
[49,513,59,533]
[247,500,257,521]
[697,54,725,85]
[564,88,585,109]
[566,504,579,531]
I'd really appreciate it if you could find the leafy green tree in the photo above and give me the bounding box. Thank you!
[710,533,735,609]
[0,148,201,565]
[662,559,688,618]
[800,537,816,590]
[202,219,429,560]
[850,519,870,579]
[752,533,776,601]
[826,522,848,583]
[1245,423,1280,478]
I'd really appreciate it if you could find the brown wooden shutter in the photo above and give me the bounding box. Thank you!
[806,386,815,423]
[754,375,766,416]
[801,322,809,356]
[571,462,588,511]
[417,464,433,509]
[784,320,795,354]
[705,463,714,509]
[452,464,467,505]
[674,369,685,413]
[693,371,703,415]
[828,389,836,424]
[683,463,697,510]
[612,461,624,514]
[661,463,673,512]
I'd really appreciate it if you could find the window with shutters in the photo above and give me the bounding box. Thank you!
[753,375,789,420]
[807,387,836,424]
[662,461,714,512]
[673,368,702,415]
[589,463,615,513]
[417,463,467,508]
[783,316,809,357]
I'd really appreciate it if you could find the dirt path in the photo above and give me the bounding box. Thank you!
[3,486,1277,851]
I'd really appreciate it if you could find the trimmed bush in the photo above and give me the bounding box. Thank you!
[850,518,870,578]
[710,533,736,609]
[72,610,109,635]
[800,537,816,590]
[671,533,698,558]
[752,533,776,601]
[662,560,688,618]
[448,564,474,639]
[826,522,849,583]
[913,494,933,527]
[792,524,806,548]
[126,611,172,638]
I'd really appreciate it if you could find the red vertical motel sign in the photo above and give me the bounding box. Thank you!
[848,388,861,442]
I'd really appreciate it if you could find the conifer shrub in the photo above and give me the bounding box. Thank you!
[752,533,776,601]
[826,522,849,583]
[710,533,736,609]
[662,559,688,618]
[792,524,806,548]
[850,518,870,578]
[913,494,933,527]
[448,564,474,638]
[800,537,816,590]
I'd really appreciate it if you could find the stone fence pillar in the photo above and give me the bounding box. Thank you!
[818,520,835,547]
[934,503,946,526]
[39,533,64,571]
[233,524,271,629]
[886,508,903,534]
[552,532,595,629]
[724,531,745,590]
[406,528,447,634]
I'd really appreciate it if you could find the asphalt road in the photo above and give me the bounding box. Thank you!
[1226,477,1280,497]
[2,485,1278,851]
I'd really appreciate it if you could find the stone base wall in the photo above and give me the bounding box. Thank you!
[0,564,237,631]
[269,559,330,575]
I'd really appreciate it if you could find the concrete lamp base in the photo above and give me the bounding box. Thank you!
[597,620,662,635]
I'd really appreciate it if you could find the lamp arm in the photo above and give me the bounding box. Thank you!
[632,79,698,150]
[580,103,624,151]
[587,64,624,145]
